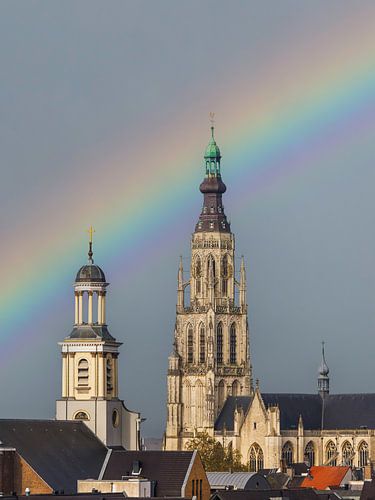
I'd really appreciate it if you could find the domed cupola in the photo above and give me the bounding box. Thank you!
[75,264,106,284]
[70,228,112,338]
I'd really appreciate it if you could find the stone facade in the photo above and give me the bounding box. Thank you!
[164,127,253,451]
[164,127,375,474]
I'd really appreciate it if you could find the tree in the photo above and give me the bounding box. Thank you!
[185,431,247,471]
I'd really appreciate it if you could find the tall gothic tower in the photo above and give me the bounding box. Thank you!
[56,233,141,450]
[164,127,253,450]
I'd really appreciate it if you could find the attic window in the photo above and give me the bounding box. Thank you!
[132,460,142,476]
[253,422,257,430]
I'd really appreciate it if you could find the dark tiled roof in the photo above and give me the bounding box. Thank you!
[68,325,116,341]
[211,489,322,500]
[360,479,375,500]
[214,396,252,431]
[324,394,375,429]
[262,394,323,430]
[103,450,195,497]
[0,419,108,493]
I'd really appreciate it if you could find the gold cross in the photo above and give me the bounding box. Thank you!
[87,226,95,243]
[209,112,215,126]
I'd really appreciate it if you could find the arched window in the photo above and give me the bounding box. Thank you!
[249,444,264,472]
[222,255,229,296]
[199,324,205,363]
[305,441,315,467]
[207,256,216,277]
[187,324,194,364]
[326,441,337,466]
[195,256,202,295]
[217,323,223,364]
[358,441,369,468]
[282,442,293,466]
[77,358,89,386]
[218,380,225,409]
[74,410,89,421]
[232,379,240,397]
[106,357,113,393]
[342,441,353,466]
[230,323,237,364]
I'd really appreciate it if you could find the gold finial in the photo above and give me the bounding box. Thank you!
[87,225,95,243]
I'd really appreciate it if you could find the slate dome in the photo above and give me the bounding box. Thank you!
[75,264,106,283]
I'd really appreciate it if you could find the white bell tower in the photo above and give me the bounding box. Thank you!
[56,228,141,450]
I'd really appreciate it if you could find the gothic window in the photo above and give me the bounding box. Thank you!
[326,441,337,466]
[249,444,264,472]
[207,256,216,277]
[195,257,202,295]
[342,441,354,466]
[199,324,205,363]
[230,323,237,364]
[218,380,225,409]
[358,441,369,467]
[196,380,204,427]
[184,381,192,427]
[106,357,113,393]
[187,325,194,364]
[217,323,223,364]
[222,255,229,296]
[305,441,315,467]
[77,358,89,386]
[232,379,240,396]
[282,442,293,466]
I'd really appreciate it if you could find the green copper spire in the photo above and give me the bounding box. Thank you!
[204,126,221,177]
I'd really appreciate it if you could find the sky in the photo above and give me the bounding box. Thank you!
[1,1,375,437]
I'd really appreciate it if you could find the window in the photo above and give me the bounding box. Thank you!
[342,441,353,466]
[232,379,240,396]
[106,357,113,393]
[77,358,89,386]
[326,441,337,466]
[187,325,194,364]
[249,444,264,472]
[195,257,202,295]
[222,255,229,296]
[199,324,205,363]
[218,380,225,409]
[217,323,223,364]
[112,409,120,427]
[282,442,293,466]
[196,381,204,426]
[230,323,237,364]
[305,442,315,467]
[74,411,89,421]
[358,441,369,467]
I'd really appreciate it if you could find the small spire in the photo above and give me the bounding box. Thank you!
[87,226,95,264]
[319,341,329,376]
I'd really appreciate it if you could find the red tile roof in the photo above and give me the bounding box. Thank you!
[300,466,350,489]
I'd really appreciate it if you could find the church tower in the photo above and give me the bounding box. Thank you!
[164,126,253,451]
[56,230,141,450]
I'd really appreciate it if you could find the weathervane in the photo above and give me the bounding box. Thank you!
[209,112,215,126]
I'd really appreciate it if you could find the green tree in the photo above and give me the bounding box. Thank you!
[186,431,247,471]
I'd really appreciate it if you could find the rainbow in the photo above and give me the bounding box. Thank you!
[2,8,375,366]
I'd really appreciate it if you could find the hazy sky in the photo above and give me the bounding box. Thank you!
[1,1,375,437]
